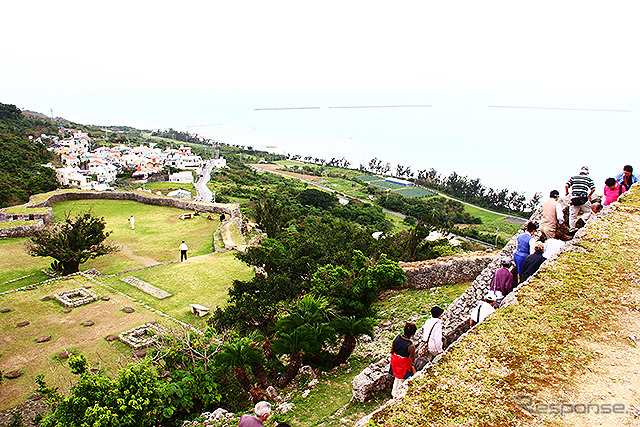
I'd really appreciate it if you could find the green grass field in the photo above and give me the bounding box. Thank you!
[0,275,170,409]
[0,198,255,411]
[50,199,219,274]
[461,204,524,240]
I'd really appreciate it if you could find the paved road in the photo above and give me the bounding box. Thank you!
[195,160,215,202]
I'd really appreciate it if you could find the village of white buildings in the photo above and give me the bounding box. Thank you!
[34,130,226,199]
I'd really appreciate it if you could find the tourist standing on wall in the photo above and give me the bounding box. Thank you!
[390,322,417,398]
[540,190,564,240]
[179,240,188,262]
[615,165,639,191]
[565,166,596,232]
[514,222,538,276]
[421,306,444,362]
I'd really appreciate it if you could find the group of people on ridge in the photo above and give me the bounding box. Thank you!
[389,164,637,399]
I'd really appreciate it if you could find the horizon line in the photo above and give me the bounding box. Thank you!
[255,104,432,111]
[488,105,631,113]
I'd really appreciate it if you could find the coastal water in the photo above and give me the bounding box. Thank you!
[16,84,640,198]
[185,86,640,198]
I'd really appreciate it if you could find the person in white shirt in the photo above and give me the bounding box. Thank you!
[179,240,189,262]
[543,230,566,259]
[469,291,497,327]
[129,215,135,230]
[421,306,444,362]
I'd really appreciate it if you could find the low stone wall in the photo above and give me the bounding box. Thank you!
[28,190,241,218]
[0,220,46,238]
[0,190,242,239]
[400,251,496,289]
[352,196,604,402]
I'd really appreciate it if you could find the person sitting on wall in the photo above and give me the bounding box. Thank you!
[420,306,444,362]
[469,291,497,327]
[615,164,639,191]
[520,241,546,282]
[603,177,625,206]
[543,229,567,260]
[489,258,514,308]
[514,222,538,277]
[389,322,417,398]
[574,202,603,230]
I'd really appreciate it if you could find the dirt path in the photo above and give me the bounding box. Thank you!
[118,244,157,267]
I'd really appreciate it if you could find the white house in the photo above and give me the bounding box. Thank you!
[169,171,194,184]
[211,156,227,169]
[56,167,91,190]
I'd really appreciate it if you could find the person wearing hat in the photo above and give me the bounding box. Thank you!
[540,190,564,240]
[565,166,596,232]
[469,291,497,327]
[489,258,513,307]
[421,306,444,362]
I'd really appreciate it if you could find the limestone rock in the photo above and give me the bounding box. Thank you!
[105,334,118,341]
[122,307,135,313]
[35,335,51,343]
[4,370,21,379]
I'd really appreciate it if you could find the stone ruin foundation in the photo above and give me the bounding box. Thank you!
[54,287,99,308]
[118,322,168,350]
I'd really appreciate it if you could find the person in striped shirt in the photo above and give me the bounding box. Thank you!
[565,166,596,232]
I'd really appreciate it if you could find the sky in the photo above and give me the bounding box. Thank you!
[2,1,639,196]
[4,1,639,112]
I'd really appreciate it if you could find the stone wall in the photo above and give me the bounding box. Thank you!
[352,196,600,402]
[400,251,496,289]
[0,190,242,239]
[0,220,45,239]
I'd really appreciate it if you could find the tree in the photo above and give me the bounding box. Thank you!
[27,212,119,275]
[330,316,374,366]
[37,356,163,427]
[216,336,266,403]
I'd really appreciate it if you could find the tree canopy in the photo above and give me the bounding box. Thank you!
[27,212,119,275]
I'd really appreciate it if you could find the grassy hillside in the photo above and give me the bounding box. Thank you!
[368,187,640,426]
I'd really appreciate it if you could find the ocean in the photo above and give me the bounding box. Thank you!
[16,84,640,199]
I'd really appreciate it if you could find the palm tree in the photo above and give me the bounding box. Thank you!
[271,329,311,388]
[216,337,265,402]
[330,316,374,367]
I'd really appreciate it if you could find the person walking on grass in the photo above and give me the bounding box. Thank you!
[129,215,135,230]
[179,240,188,262]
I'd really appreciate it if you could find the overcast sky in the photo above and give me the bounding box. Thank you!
[3,0,639,113]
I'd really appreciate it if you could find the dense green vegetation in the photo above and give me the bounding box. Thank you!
[0,103,59,207]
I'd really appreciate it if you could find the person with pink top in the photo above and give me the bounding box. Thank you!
[603,177,625,206]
